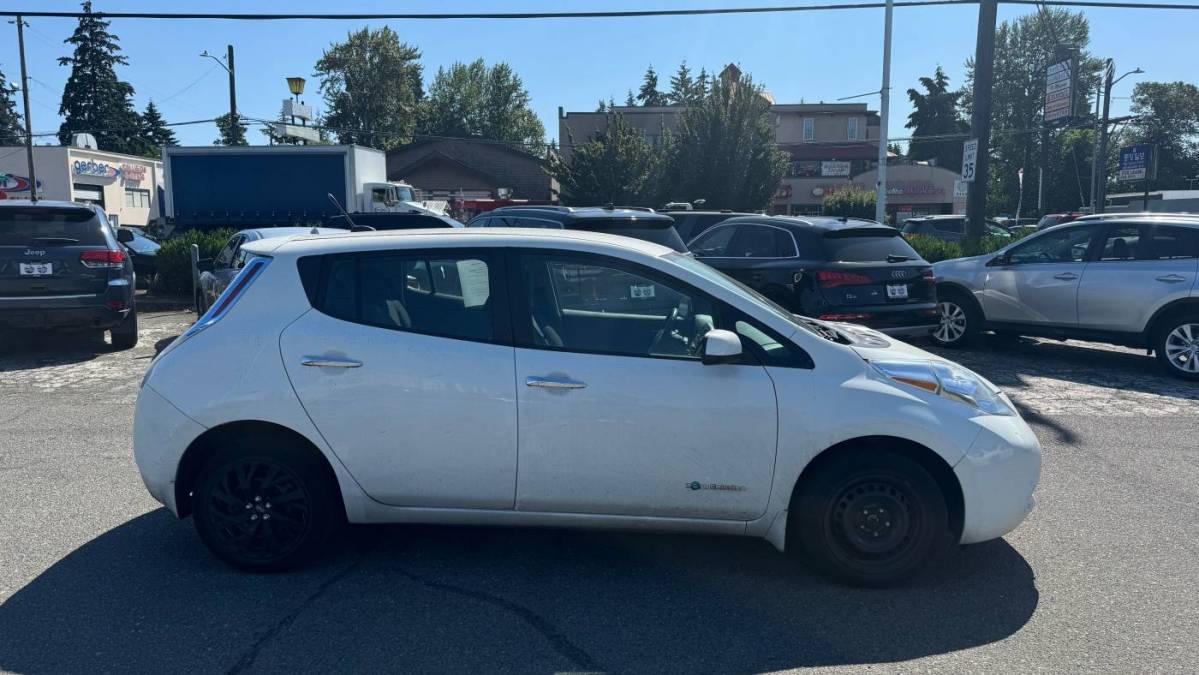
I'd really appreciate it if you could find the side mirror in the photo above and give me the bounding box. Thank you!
[196,258,214,272]
[350,224,376,232]
[116,227,134,244]
[986,253,1010,267]
[701,329,742,365]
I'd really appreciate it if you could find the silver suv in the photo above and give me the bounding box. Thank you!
[931,216,1199,379]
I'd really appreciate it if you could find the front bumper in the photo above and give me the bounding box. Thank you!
[133,384,207,516]
[954,412,1042,544]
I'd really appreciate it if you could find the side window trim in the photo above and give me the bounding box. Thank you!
[717,223,801,260]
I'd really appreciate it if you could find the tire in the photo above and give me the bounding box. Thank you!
[790,449,949,587]
[1154,314,1199,380]
[930,288,979,348]
[109,306,138,350]
[192,434,343,572]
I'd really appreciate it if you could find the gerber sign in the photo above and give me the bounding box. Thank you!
[73,160,121,179]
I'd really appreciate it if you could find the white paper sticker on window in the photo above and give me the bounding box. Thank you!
[630,284,656,299]
[456,259,490,308]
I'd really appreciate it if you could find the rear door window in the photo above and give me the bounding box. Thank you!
[1097,225,1145,261]
[0,207,107,246]
[728,225,797,258]
[933,219,965,234]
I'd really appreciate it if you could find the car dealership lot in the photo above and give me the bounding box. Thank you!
[1,312,1197,673]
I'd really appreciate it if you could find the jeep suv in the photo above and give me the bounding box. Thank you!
[468,205,688,252]
[0,200,137,348]
[932,216,1199,379]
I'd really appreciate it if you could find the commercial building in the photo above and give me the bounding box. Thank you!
[0,146,163,227]
[386,137,557,220]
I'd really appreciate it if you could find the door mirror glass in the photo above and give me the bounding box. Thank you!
[701,329,742,365]
[986,253,1009,267]
[116,227,134,243]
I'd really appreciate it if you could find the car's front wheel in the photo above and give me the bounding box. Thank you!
[931,289,978,348]
[1155,315,1199,380]
[192,437,342,572]
[791,449,949,587]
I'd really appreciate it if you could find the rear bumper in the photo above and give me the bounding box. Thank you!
[817,302,939,336]
[0,286,132,330]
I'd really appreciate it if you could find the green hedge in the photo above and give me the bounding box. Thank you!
[904,231,1030,263]
[821,186,877,220]
[152,228,236,295]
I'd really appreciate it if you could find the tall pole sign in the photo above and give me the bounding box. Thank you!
[1043,55,1077,127]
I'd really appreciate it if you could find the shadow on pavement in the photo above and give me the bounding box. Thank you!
[0,510,1038,674]
[0,330,109,371]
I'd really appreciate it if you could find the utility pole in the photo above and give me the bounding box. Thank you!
[226,44,237,131]
[1089,77,1102,211]
[965,0,998,250]
[874,0,893,225]
[15,15,37,202]
[1094,60,1114,214]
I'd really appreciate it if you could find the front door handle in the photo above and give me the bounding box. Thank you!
[1156,274,1187,284]
[302,357,363,368]
[1053,272,1079,281]
[526,375,586,390]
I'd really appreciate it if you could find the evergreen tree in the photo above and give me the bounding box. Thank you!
[0,66,22,145]
[419,59,544,147]
[550,114,659,205]
[213,112,248,146]
[57,1,142,153]
[625,90,637,107]
[669,61,696,105]
[695,68,710,99]
[637,65,667,107]
[1126,81,1199,190]
[137,100,175,156]
[905,66,968,169]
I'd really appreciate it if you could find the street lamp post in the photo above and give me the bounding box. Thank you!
[1094,61,1143,214]
[201,45,237,136]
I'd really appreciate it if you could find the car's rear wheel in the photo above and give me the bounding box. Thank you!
[192,437,342,572]
[931,289,978,348]
[791,449,949,587]
[1155,315,1199,380]
[109,306,138,349]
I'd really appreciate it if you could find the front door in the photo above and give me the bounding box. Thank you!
[279,248,518,509]
[510,251,778,521]
[979,224,1099,326]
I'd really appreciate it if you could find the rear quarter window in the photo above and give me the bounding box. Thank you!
[822,233,922,262]
[0,207,108,246]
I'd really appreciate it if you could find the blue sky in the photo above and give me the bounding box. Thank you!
[1,0,1193,149]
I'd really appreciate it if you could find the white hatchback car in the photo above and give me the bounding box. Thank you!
[134,229,1040,586]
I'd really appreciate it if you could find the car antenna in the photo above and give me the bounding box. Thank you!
[326,193,361,231]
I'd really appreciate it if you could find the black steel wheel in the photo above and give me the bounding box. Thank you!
[192,437,341,572]
[791,449,949,586]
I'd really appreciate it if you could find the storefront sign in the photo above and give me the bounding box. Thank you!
[884,181,944,197]
[120,163,147,182]
[73,159,120,179]
[1044,57,1076,125]
[0,173,42,192]
[821,161,851,177]
[1118,144,1156,182]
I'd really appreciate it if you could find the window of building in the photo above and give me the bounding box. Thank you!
[803,118,814,142]
[848,117,860,140]
[72,183,105,208]
[124,188,151,208]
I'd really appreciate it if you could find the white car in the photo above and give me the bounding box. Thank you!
[134,228,1040,586]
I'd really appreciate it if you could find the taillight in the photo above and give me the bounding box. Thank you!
[816,270,872,288]
[80,249,126,268]
[921,268,935,281]
[182,257,271,339]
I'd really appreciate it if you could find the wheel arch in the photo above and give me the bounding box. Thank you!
[935,281,983,315]
[1145,297,1199,343]
[780,436,965,549]
[173,420,346,519]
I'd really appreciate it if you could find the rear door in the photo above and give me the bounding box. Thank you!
[1077,223,1199,333]
[0,206,112,300]
[978,224,1099,326]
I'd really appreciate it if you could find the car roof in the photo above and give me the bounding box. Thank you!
[242,226,677,259]
[484,206,675,223]
[714,214,885,233]
[237,226,344,239]
[0,199,99,213]
[906,214,964,221]
[1074,212,1199,222]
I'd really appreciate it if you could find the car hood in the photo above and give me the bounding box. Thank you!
[932,253,992,278]
[826,321,952,364]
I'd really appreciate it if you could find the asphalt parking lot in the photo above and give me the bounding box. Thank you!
[2,311,1197,674]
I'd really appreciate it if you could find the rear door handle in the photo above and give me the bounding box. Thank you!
[526,376,587,390]
[1156,274,1187,284]
[302,357,363,368]
[1053,272,1079,281]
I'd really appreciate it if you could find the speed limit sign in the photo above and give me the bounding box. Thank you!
[961,139,979,183]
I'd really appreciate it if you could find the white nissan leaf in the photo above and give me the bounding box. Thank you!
[134,228,1040,586]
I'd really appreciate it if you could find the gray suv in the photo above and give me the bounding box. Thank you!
[931,216,1199,379]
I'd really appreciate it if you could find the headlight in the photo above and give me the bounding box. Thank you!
[872,360,1013,415]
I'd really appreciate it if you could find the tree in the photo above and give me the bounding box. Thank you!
[668,61,697,106]
[0,65,22,145]
[549,114,659,205]
[56,1,143,154]
[657,70,788,211]
[962,9,1103,215]
[637,65,667,107]
[905,66,968,169]
[420,59,545,147]
[624,90,637,107]
[1126,81,1199,190]
[315,26,423,150]
[213,112,247,146]
[695,68,710,100]
[822,186,877,219]
[137,100,175,156]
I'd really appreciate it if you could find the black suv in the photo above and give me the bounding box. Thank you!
[0,200,138,348]
[467,205,688,252]
[690,215,938,336]
[661,209,753,242]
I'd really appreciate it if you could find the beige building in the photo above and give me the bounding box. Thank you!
[0,146,163,227]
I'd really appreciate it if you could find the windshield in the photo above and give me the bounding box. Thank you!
[394,186,415,202]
